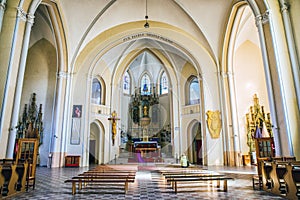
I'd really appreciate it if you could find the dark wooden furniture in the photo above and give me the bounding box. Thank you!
[253,137,275,190]
[166,175,233,193]
[160,169,233,193]
[15,138,38,191]
[255,137,275,158]
[64,165,136,195]
[65,177,134,195]
[65,155,80,167]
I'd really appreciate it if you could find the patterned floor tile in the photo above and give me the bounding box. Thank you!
[3,163,287,200]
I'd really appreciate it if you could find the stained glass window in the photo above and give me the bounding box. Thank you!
[141,74,151,95]
[92,78,101,104]
[123,71,130,95]
[160,71,168,95]
[189,77,200,105]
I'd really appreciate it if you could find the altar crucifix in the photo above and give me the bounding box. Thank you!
[108,110,120,145]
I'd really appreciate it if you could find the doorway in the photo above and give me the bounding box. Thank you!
[89,122,101,165]
[89,140,96,164]
[191,122,203,165]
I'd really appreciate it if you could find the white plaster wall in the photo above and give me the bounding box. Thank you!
[21,39,57,166]
[68,55,116,165]
[234,41,269,155]
[202,76,223,166]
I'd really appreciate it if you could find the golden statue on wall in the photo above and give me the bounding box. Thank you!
[206,110,222,139]
[245,94,273,152]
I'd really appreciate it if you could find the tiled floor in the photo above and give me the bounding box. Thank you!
[4,160,286,200]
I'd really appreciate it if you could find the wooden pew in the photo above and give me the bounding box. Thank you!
[0,161,18,196]
[15,161,28,192]
[284,162,300,199]
[272,161,288,195]
[291,164,300,198]
[160,169,232,193]
[260,160,300,199]
[79,172,135,179]
[65,167,136,195]
[166,176,233,193]
[161,170,217,176]
[87,169,136,174]
[64,176,135,195]
[0,165,3,198]
[261,161,273,190]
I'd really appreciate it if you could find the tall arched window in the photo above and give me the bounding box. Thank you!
[189,77,200,105]
[160,71,168,95]
[92,78,101,104]
[123,71,131,95]
[140,74,151,95]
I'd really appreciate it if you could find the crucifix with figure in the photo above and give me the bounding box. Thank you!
[108,110,120,145]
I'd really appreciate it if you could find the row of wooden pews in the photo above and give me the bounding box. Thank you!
[0,159,30,198]
[64,165,137,195]
[159,167,233,193]
[260,159,300,199]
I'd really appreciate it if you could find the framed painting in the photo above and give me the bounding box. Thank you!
[72,105,82,118]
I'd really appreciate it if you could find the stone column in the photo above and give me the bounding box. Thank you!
[255,11,282,156]
[266,0,300,158]
[0,2,28,158]
[219,71,232,166]
[0,0,6,33]
[280,1,300,109]
[227,71,241,166]
[6,11,35,158]
[49,71,68,167]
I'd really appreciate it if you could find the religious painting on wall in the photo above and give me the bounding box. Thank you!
[72,105,82,118]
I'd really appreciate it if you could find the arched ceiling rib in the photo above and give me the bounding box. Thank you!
[53,0,236,68]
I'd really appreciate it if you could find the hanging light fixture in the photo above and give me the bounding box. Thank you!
[144,0,149,28]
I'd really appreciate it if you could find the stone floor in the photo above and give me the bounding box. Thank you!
[3,156,287,200]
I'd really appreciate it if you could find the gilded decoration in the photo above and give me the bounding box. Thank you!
[245,94,273,153]
[16,93,44,146]
[206,110,221,139]
[108,110,120,145]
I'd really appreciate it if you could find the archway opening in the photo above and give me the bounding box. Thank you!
[89,122,100,164]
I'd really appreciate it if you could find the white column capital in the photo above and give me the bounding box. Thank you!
[27,13,35,25]
[17,6,35,24]
[280,2,290,13]
[225,71,234,78]
[219,71,227,78]
[0,0,6,11]
[57,71,71,79]
[17,6,27,21]
[255,10,270,27]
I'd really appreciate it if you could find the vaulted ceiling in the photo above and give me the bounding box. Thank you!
[30,0,257,75]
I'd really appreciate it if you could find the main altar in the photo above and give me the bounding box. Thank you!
[126,84,163,163]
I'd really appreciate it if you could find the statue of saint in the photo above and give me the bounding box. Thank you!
[143,105,150,117]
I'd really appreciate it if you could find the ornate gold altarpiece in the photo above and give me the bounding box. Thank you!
[246,94,273,152]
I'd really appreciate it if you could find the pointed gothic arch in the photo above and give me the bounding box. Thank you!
[186,120,203,165]
[89,120,105,164]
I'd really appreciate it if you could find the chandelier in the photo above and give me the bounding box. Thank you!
[144,0,149,28]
